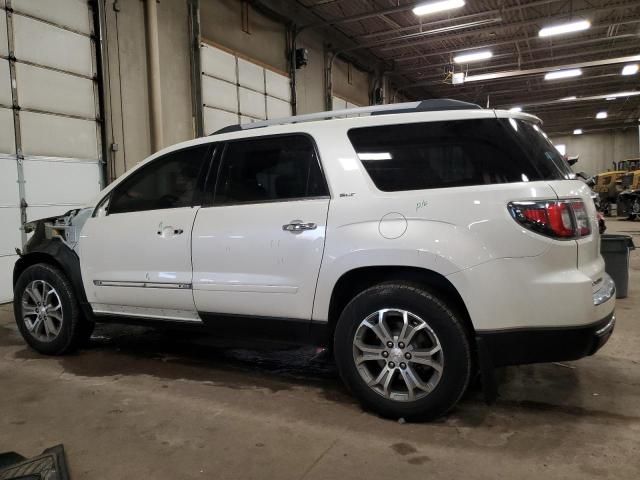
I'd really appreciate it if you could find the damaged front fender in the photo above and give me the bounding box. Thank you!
[14,208,93,317]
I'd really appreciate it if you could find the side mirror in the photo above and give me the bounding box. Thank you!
[567,155,579,166]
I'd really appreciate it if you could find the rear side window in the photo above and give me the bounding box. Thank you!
[108,145,210,214]
[213,135,328,205]
[348,119,571,192]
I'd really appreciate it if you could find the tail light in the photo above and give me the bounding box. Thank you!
[508,199,592,240]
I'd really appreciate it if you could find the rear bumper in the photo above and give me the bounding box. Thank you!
[477,311,615,367]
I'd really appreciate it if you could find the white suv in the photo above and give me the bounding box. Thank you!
[12,100,616,420]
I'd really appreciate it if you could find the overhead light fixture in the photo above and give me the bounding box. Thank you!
[560,96,577,101]
[604,91,640,99]
[606,97,616,101]
[509,107,522,112]
[413,0,465,16]
[539,20,591,37]
[357,152,392,160]
[453,50,493,63]
[596,111,608,119]
[622,64,639,76]
[452,72,465,85]
[545,68,582,80]
[464,72,499,82]
[573,129,583,135]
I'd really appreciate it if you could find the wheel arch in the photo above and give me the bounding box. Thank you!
[13,241,91,318]
[326,266,475,339]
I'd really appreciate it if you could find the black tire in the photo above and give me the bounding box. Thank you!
[333,282,472,421]
[13,263,93,355]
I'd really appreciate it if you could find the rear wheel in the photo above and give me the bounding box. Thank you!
[14,263,93,355]
[334,282,472,421]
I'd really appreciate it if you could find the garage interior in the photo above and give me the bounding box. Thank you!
[0,0,639,478]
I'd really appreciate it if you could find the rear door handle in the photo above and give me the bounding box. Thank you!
[282,221,317,232]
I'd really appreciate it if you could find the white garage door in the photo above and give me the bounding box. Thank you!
[0,0,104,303]
[200,41,292,135]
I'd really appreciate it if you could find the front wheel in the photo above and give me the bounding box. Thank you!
[334,282,472,421]
[14,263,93,355]
[630,199,640,220]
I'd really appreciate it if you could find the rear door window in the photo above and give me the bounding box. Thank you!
[348,119,571,192]
[213,135,328,205]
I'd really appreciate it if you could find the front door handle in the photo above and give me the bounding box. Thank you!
[282,221,317,232]
[157,222,184,237]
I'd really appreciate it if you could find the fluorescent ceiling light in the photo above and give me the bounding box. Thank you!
[454,50,492,63]
[560,96,577,101]
[605,91,640,99]
[622,64,639,75]
[358,152,392,161]
[509,107,522,112]
[413,0,465,16]
[452,72,465,85]
[464,72,499,82]
[539,20,591,37]
[606,97,616,101]
[573,129,583,135]
[545,68,582,80]
[596,111,608,119]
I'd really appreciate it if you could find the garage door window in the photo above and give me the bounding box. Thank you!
[108,145,211,214]
[213,135,328,205]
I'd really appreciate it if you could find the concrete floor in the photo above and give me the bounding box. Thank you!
[1,219,639,479]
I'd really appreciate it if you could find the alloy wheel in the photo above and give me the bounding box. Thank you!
[21,280,64,342]
[352,308,444,402]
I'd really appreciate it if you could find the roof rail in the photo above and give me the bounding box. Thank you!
[211,99,481,135]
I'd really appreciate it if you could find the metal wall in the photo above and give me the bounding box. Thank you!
[0,0,104,302]
[102,0,193,180]
[199,0,373,114]
[552,130,640,176]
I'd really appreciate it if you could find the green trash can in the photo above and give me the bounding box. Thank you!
[600,234,636,298]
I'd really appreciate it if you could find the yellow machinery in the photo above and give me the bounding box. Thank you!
[616,158,640,172]
[619,169,640,219]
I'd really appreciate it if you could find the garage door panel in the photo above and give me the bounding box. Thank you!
[0,107,16,154]
[202,76,237,112]
[0,255,18,303]
[240,115,262,125]
[16,63,95,118]
[265,70,290,102]
[266,96,291,120]
[203,107,238,136]
[0,14,7,57]
[0,208,21,257]
[0,157,18,206]
[20,111,98,159]
[238,58,264,93]
[332,96,347,110]
[201,43,236,83]
[239,87,265,120]
[0,59,12,106]
[13,15,93,77]
[22,159,100,205]
[13,0,92,35]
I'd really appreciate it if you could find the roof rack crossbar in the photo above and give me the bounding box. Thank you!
[211,99,481,135]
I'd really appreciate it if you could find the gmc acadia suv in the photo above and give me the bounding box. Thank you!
[12,100,616,420]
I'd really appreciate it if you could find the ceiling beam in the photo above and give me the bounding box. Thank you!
[377,5,640,53]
